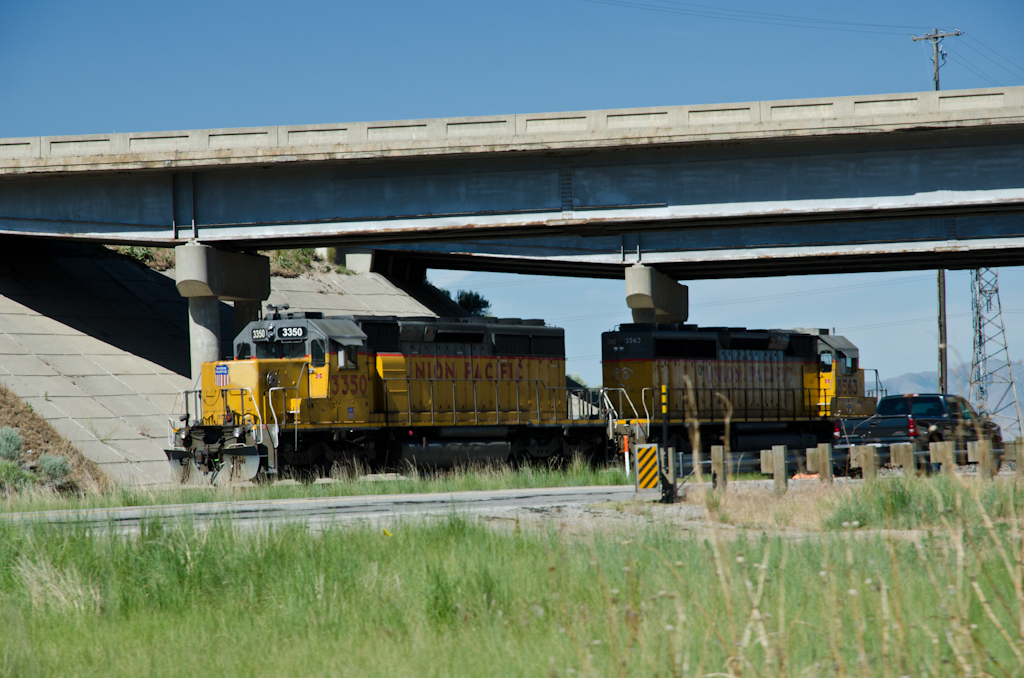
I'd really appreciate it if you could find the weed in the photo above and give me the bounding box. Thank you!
[15,557,102,614]
[0,459,33,490]
[112,245,154,264]
[0,426,23,460]
[771,503,794,526]
[825,473,1019,531]
[37,454,71,483]
[262,248,317,277]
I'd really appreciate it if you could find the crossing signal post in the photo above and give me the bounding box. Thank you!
[659,384,677,503]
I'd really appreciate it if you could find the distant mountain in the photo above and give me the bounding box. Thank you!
[880,362,1024,437]
[880,363,972,397]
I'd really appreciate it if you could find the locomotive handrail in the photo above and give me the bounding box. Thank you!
[167,387,264,447]
[638,386,834,425]
[379,377,633,428]
[864,369,886,399]
[268,362,309,450]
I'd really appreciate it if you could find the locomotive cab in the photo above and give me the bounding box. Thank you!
[168,311,370,482]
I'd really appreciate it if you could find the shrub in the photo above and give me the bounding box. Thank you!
[0,459,33,491]
[0,427,23,460]
[114,245,155,264]
[38,454,71,483]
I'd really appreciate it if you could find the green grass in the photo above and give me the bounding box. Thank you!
[826,472,1024,531]
[2,506,1024,677]
[0,461,630,514]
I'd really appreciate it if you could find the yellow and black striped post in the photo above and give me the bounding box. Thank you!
[636,444,659,489]
[659,384,676,503]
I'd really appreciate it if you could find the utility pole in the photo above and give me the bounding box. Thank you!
[912,28,961,393]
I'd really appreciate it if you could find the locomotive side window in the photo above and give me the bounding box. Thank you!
[256,341,307,360]
[235,343,251,360]
[311,339,326,368]
[837,351,856,375]
[333,342,358,369]
[819,351,834,373]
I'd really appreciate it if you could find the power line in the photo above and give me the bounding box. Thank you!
[576,0,919,35]
[621,0,924,30]
[959,40,1024,83]
[945,48,1002,87]
[841,311,972,333]
[963,34,1024,80]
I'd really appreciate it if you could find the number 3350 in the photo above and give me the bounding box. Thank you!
[331,374,367,396]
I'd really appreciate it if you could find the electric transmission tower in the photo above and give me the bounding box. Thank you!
[970,269,1022,439]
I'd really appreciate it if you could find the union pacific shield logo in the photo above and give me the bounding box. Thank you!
[214,364,230,387]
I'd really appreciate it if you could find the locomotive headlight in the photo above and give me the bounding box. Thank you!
[233,426,244,439]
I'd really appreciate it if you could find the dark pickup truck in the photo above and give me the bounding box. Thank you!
[834,394,1002,465]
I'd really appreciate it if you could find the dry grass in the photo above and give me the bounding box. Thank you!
[15,556,102,614]
[684,479,852,530]
[0,383,109,493]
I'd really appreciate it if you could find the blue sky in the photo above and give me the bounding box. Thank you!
[3,0,1024,385]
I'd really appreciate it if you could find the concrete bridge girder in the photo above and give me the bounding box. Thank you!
[0,86,1021,282]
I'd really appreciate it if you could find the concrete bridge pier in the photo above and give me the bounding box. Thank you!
[625,264,688,324]
[174,244,270,380]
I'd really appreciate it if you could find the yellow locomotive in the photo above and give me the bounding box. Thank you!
[603,324,876,466]
[167,307,876,480]
[167,308,609,481]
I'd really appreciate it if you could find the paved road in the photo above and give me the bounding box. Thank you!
[3,485,639,533]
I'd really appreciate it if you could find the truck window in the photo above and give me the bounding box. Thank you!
[910,397,944,417]
[877,396,944,417]
[946,397,960,419]
[958,399,974,422]
[877,398,909,416]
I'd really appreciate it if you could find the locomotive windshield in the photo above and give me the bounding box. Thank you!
[256,341,307,360]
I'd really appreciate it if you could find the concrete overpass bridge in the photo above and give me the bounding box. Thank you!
[1,86,1023,372]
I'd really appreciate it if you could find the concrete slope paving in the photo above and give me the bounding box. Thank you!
[2,485,638,532]
[0,240,438,486]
